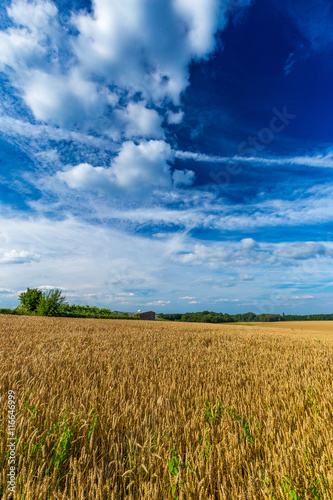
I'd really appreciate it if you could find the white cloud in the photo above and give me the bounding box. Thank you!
[175,150,230,162]
[174,243,264,268]
[8,0,58,32]
[0,26,41,70]
[291,295,315,300]
[22,69,109,127]
[0,116,114,150]
[0,249,40,264]
[110,101,165,140]
[102,184,333,231]
[0,212,331,312]
[38,285,67,291]
[241,238,258,251]
[58,140,174,195]
[0,0,249,131]
[172,169,195,187]
[0,0,58,71]
[274,242,328,260]
[215,298,239,302]
[145,300,171,306]
[239,273,254,281]
[72,0,231,105]
[0,0,255,197]
[175,149,333,168]
[173,239,333,269]
[167,110,184,125]
[58,139,195,195]
[0,214,172,305]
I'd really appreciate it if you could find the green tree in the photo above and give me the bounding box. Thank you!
[19,288,42,314]
[242,312,256,322]
[36,289,67,317]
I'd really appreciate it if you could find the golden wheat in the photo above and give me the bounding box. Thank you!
[1,315,333,499]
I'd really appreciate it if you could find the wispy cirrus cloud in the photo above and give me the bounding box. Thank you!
[0,211,331,312]
[175,149,333,168]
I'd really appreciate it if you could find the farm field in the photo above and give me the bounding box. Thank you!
[1,315,333,499]
[237,321,333,335]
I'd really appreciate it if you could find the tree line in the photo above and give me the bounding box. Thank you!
[0,288,140,320]
[1,288,332,322]
[158,311,333,323]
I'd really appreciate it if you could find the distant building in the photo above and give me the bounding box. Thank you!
[129,310,156,320]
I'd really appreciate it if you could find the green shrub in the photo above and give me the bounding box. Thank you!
[36,289,67,317]
[19,288,42,313]
[0,308,13,315]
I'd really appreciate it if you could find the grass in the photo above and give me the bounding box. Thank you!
[0,315,333,499]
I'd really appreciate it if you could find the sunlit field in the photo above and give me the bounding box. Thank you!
[1,315,333,499]
[238,321,333,336]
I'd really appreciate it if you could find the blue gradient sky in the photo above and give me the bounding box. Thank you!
[0,0,333,314]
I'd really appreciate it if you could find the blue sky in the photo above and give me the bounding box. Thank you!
[0,0,333,314]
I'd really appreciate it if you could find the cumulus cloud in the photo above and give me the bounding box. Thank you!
[167,110,184,125]
[71,0,231,105]
[110,101,165,140]
[274,242,328,260]
[58,140,195,195]
[173,240,333,269]
[241,238,258,251]
[58,140,174,195]
[0,0,254,195]
[22,69,109,127]
[0,249,40,264]
[0,0,245,128]
[7,0,58,33]
[174,242,270,268]
[172,169,195,187]
[0,0,58,71]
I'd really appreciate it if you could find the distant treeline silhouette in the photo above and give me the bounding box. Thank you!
[158,311,333,323]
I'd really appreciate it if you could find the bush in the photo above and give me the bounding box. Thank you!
[36,289,68,317]
[0,308,13,315]
[19,288,43,313]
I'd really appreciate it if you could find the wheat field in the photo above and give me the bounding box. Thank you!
[1,315,333,499]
